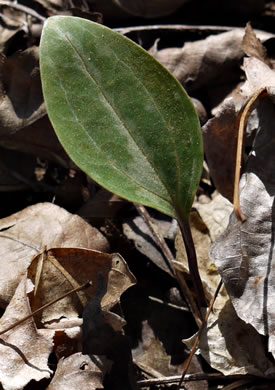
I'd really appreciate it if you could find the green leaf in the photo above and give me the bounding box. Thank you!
[40,16,203,221]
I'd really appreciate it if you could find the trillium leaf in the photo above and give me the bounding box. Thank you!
[40,16,203,221]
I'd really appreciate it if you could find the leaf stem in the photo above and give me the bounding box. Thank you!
[178,218,207,309]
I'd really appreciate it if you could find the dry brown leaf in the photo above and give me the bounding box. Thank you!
[185,297,275,376]
[47,353,111,390]
[0,46,46,133]
[194,192,233,242]
[123,214,177,275]
[210,95,275,357]
[176,200,270,376]
[203,56,275,202]
[153,29,272,92]
[78,247,136,390]
[203,98,239,201]
[27,247,135,326]
[242,23,268,63]
[133,320,208,390]
[0,7,27,48]
[0,203,109,307]
[0,115,70,167]
[0,276,54,390]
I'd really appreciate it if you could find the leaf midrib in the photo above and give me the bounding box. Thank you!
[63,31,176,208]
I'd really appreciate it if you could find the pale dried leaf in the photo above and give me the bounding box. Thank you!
[0,276,54,390]
[194,192,233,241]
[185,297,275,376]
[241,57,275,97]
[210,96,275,356]
[47,353,111,390]
[0,203,109,306]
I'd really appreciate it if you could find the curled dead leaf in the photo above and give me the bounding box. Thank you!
[0,203,109,307]
[27,247,135,326]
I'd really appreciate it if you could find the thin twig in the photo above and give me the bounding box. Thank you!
[0,280,92,335]
[0,1,46,22]
[176,278,223,390]
[233,87,267,222]
[148,296,189,312]
[138,373,262,387]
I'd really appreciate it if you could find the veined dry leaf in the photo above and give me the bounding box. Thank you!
[210,95,275,357]
[0,47,46,133]
[153,29,272,92]
[28,247,135,325]
[0,203,109,307]
[185,297,275,376]
[178,198,271,376]
[47,353,111,390]
[0,276,54,390]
